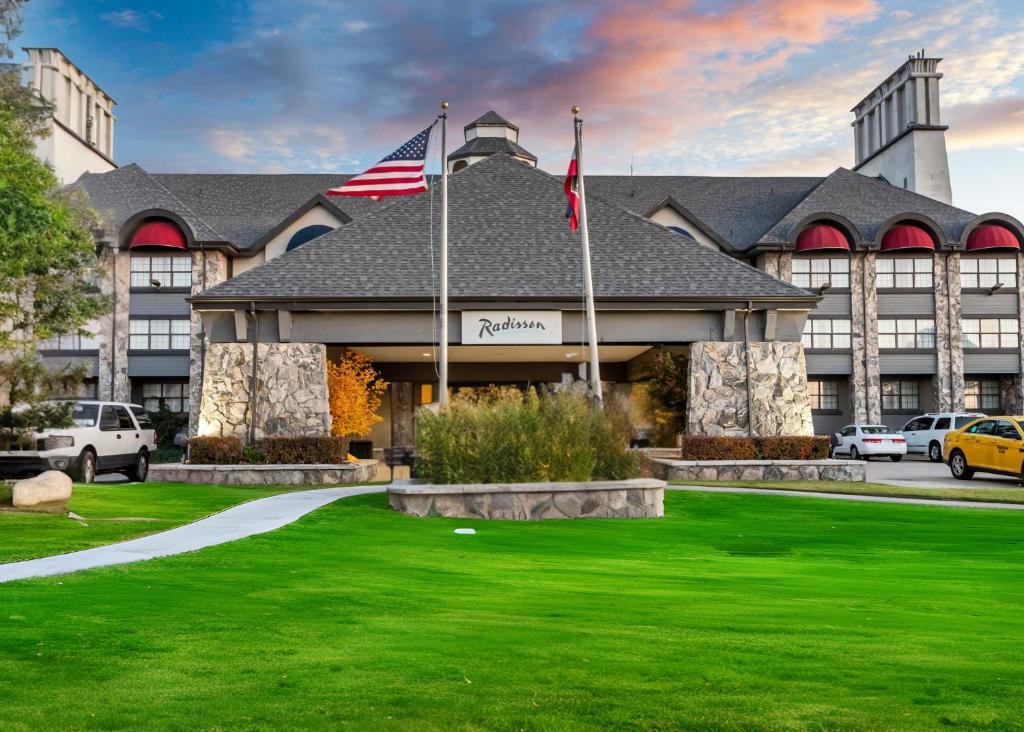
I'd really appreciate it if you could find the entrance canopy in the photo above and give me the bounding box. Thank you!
[351,344,651,363]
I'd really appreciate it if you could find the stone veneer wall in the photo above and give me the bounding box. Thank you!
[1016,247,1024,412]
[97,247,131,403]
[197,342,331,440]
[189,250,228,436]
[687,341,813,437]
[932,252,965,412]
[647,458,865,483]
[850,251,881,424]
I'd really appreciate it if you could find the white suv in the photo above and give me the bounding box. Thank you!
[0,400,157,483]
[901,412,986,462]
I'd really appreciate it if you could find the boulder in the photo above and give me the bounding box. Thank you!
[12,471,73,509]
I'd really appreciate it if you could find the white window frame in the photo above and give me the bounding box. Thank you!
[876,257,933,289]
[878,318,936,349]
[961,318,1020,349]
[791,257,850,289]
[130,255,192,289]
[129,319,190,350]
[960,257,1018,290]
[802,319,852,350]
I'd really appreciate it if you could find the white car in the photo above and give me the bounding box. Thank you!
[0,400,157,483]
[901,412,986,463]
[831,424,907,461]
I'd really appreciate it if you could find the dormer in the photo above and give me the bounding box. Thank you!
[448,111,538,173]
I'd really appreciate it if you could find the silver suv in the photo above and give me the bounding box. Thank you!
[0,400,158,483]
[901,412,986,462]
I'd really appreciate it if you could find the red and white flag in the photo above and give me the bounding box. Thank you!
[326,124,434,199]
[564,147,580,231]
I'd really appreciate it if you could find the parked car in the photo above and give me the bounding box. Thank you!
[901,412,986,462]
[944,415,1024,481]
[831,424,907,461]
[0,400,157,483]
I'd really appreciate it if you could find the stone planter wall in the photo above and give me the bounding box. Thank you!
[647,457,865,483]
[389,479,665,520]
[149,460,377,486]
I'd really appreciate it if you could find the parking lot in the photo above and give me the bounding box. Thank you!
[865,455,1024,489]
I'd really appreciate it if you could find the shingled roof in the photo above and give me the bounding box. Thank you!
[193,153,816,304]
[449,136,538,164]
[465,110,518,131]
[756,167,976,245]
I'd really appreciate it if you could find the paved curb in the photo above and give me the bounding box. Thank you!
[0,486,385,584]
[670,484,1024,510]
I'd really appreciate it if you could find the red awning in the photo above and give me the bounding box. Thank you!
[129,220,187,249]
[881,224,934,251]
[966,224,1019,252]
[795,224,850,252]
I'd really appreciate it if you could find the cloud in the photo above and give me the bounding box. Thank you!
[946,96,1024,150]
[101,9,154,32]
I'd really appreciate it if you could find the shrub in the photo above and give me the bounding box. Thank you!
[150,407,187,450]
[187,435,348,464]
[189,436,244,464]
[677,435,830,461]
[415,388,638,484]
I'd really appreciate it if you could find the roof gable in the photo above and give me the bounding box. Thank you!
[196,154,815,304]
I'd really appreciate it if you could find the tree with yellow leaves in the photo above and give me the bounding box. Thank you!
[326,352,388,438]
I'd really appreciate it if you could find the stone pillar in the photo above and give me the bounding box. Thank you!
[933,252,964,412]
[197,342,330,440]
[97,247,130,403]
[754,252,793,282]
[188,250,228,436]
[686,341,813,437]
[391,382,414,447]
[850,251,881,423]
[1017,248,1024,411]
[1000,375,1022,414]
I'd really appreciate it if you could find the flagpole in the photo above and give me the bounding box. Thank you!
[439,102,450,408]
[573,106,603,405]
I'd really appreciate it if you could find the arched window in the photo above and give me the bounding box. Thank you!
[129,218,187,250]
[452,160,469,172]
[667,226,695,240]
[286,224,333,252]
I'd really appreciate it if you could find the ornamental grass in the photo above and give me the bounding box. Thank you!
[414,387,637,484]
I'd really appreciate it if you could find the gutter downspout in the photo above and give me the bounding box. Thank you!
[744,301,754,437]
[247,301,259,445]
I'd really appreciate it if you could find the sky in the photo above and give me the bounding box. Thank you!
[17,0,1024,220]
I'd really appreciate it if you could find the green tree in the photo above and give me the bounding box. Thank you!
[0,0,108,439]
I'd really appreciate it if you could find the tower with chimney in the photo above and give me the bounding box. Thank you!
[851,50,952,204]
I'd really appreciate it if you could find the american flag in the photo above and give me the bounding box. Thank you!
[564,146,580,231]
[326,124,434,198]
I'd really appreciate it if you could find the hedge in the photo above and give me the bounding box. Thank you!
[187,435,349,465]
[677,436,829,461]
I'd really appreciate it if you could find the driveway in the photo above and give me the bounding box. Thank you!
[865,455,1024,489]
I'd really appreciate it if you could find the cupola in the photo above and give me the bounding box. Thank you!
[448,111,538,173]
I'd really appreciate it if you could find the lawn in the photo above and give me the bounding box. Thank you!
[1,491,1022,730]
[0,482,304,563]
[680,479,1024,505]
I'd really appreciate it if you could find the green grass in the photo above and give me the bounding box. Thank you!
[681,479,1024,504]
[0,482,303,563]
[2,491,1022,730]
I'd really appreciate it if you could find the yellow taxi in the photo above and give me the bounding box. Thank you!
[944,416,1024,481]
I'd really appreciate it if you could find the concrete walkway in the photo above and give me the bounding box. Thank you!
[671,484,1024,510]
[0,485,384,584]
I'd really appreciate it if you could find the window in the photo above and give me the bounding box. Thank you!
[962,319,1019,349]
[903,417,934,431]
[840,426,856,437]
[882,380,919,411]
[807,380,839,411]
[130,255,192,288]
[129,319,190,350]
[142,382,189,413]
[791,257,849,289]
[861,425,896,434]
[876,257,933,289]
[878,319,935,349]
[114,406,136,429]
[934,417,951,430]
[961,258,1017,289]
[130,406,154,429]
[38,332,100,350]
[995,420,1020,440]
[802,319,851,349]
[966,420,995,435]
[964,379,1001,410]
[99,406,120,431]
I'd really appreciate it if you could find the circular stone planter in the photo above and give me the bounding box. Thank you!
[388,479,665,520]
